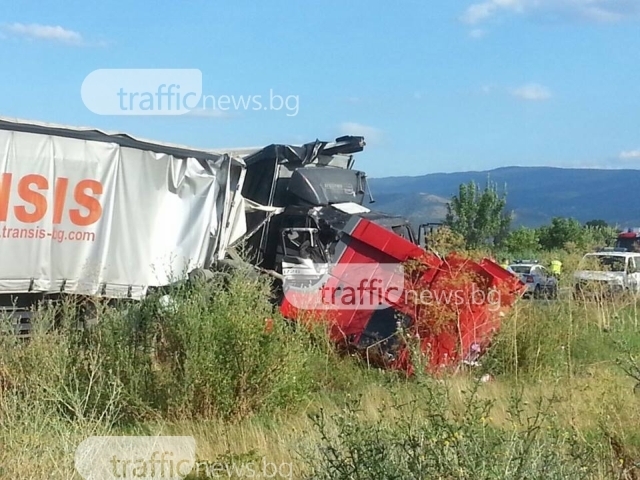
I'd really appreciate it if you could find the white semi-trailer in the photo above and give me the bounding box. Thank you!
[0,116,249,333]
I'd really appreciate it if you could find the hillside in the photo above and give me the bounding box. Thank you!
[367,166,640,228]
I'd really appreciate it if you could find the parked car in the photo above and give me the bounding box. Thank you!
[573,250,640,298]
[508,260,558,299]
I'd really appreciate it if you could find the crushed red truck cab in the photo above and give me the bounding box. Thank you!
[233,135,526,373]
[280,216,526,373]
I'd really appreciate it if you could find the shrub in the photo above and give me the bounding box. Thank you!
[0,269,339,424]
[301,379,601,479]
[151,271,328,419]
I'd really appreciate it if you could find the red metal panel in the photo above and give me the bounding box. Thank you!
[280,217,525,374]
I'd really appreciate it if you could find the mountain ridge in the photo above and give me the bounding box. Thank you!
[366,166,640,228]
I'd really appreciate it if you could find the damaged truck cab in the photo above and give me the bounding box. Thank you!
[237,136,418,279]
[233,136,524,371]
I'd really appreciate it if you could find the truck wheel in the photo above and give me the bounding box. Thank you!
[188,268,216,284]
[73,297,101,331]
[208,259,261,284]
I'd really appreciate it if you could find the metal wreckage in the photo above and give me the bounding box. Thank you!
[0,116,525,373]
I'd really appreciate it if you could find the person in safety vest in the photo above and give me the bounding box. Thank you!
[500,258,515,274]
[550,259,562,277]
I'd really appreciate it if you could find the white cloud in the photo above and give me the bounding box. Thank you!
[338,122,383,145]
[620,149,640,160]
[460,0,639,25]
[2,23,109,47]
[461,0,526,24]
[510,83,552,101]
[2,23,85,45]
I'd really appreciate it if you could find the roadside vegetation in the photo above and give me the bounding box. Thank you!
[1,264,640,479]
[1,182,639,479]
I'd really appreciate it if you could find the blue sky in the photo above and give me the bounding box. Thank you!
[1,0,639,177]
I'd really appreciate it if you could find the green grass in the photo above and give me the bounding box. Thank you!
[1,265,640,479]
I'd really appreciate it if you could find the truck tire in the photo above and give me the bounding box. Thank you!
[210,259,260,281]
[187,267,216,284]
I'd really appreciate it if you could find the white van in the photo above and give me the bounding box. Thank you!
[573,250,640,297]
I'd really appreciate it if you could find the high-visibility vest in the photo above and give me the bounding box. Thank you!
[550,260,562,274]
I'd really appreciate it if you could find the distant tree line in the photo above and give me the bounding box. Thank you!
[437,179,617,254]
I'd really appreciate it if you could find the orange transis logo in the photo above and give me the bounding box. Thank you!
[0,173,103,226]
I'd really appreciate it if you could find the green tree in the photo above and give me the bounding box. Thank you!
[501,226,540,254]
[583,224,617,249]
[537,217,586,250]
[445,179,512,249]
